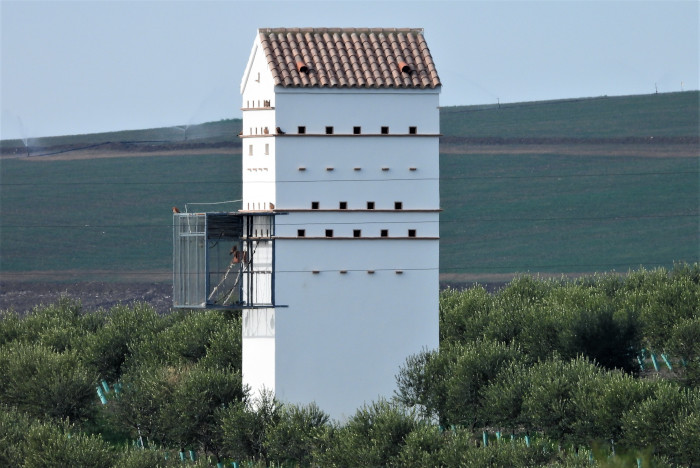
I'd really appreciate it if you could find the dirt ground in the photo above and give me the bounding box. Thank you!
[0,281,174,315]
[0,279,511,316]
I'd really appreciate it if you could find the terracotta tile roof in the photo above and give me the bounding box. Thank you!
[258,28,441,89]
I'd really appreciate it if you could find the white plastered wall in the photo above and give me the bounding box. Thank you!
[240,43,441,418]
[273,238,439,419]
[275,211,439,238]
[275,88,439,135]
[274,136,439,210]
[241,35,276,210]
[242,308,275,396]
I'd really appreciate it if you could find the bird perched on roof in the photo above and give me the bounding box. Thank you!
[172,206,180,213]
[276,127,285,135]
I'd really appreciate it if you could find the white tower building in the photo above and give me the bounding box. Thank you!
[175,27,441,419]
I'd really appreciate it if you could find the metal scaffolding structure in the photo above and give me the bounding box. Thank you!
[173,212,274,309]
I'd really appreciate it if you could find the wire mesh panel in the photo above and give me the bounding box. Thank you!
[243,216,274,307]
[173,214,207,307]
[173,213,274,309]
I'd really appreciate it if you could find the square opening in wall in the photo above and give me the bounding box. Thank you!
[367,201,375,210]
[408,229,417,237]
[394,202,403,210]
[409,126,417,134]
[339,201,348,210]
[353,126,361,135]
[325,229,334,238]
[298,126,306,134]
[297,229,306,237]
[380,229,389,237]
[311,201,320,210]
[353,229,361,238]
[381,126,389,134]
[326,126,334,135]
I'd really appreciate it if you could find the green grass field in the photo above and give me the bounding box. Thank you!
[440,152,698,275]
[1,92,697,281]
[0,154,241,277]
[440,91,699,138]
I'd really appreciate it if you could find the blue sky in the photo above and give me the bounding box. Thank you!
[1,0,698,140]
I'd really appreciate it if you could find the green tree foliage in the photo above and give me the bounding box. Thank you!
[549,284,640,372]
[0,405,33,467]
[570,370,658,444]
[167,364,244,459]
[668,315,700,387]
[128,309,236,368]
[481,359,530,429]
[621,383,700,465]
[197,316,242,371]
[396,340,522,427]
[395,423,446,466]
[0,264,697,465]
[115,446,178,468]
[109,363,176,446]
[0,342,96,422]
[81,303,164,381]
[395,348,450,424]
[0,297,99,351]
[398,426,565,467]
[313,400,418,467]
[264,402,329,465]
[439,285,493,344]
[22,417,114,468]
[622,264,699,352]
[445,340,523,428]
[521,357,603,443]
[441,437,556,467]
[219,390,281,463]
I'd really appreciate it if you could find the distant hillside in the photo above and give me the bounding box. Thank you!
[0,119,243,157]
[1,91,697,282]
[1,91,697,157]
[440,91,699,140]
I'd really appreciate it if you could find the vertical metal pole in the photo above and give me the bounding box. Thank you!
[205,215,210,306]
[270,215,275,306]
[173,215,176,305]
[247,216,253,306]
